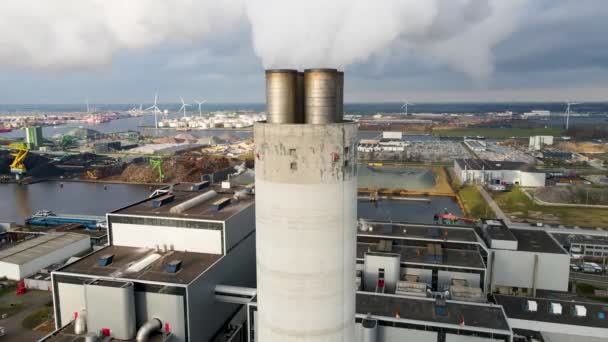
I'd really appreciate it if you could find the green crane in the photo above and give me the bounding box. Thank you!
[149,158,165,183]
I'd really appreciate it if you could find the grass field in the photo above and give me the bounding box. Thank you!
[22,306,53,330]
[458,186,496,219]
[493,187,608,227]
[433,126,564,138]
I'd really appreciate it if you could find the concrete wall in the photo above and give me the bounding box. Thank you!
[224,204,255,253]
[492,250,570,291]
[188,232,256,342]
[56,282,85,327]
[363,253,400,293]
[135,291,186,342]
[438,270,481,291]
[446,334,504,342]
[355,322,437,342]
[111,222,222,254]
[255,122,358,342]
[520,171,546,187]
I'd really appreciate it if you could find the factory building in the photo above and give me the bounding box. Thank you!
[255,68,357,342]
[464,139,487,152]
[0,232,90,280]
[495,295,608,341]
[45,182,256,342]
[480,220,570,294]
[356,221,490,299]
[551,233,608,258]
[454,159,546,187]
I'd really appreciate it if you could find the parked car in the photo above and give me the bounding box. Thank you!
[570,264,581,272]
[582,262,603,274]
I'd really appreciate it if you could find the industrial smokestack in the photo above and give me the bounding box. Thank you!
[256,68,357,341]
[266,69,298,124]
[336,71,344,122]
[295,71,305,123]
[304,68,338,124]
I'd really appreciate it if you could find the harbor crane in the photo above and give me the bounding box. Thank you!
[1,142,29,178]
[149,158,165,183]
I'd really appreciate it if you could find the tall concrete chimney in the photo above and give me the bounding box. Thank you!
[255,68,356,341]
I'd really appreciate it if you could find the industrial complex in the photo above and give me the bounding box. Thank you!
[8,70,597,342]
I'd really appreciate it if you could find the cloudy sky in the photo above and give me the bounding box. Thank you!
[0,0,607,104]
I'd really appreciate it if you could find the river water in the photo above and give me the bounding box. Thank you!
[357,197,462,224]
[0,181,154,224]
[0,181,461,226]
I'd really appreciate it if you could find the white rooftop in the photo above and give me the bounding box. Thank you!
[0,233,89,265]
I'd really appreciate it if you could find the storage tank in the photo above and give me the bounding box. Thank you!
[255,119,357,340]
[266,69,298,124]
[304,68,339,124]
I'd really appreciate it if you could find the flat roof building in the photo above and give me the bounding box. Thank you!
[0,232,90,280]
[47,183,256,342]
[454,159,546,187]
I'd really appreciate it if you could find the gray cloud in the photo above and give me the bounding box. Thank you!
[0,0,607,103]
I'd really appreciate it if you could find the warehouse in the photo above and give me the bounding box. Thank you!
[47,182,256,342]
[454,159,546,187]
[0,232,90,280]
[481,220,570,294]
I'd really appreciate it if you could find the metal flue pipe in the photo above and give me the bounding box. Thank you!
[136,318,162,342]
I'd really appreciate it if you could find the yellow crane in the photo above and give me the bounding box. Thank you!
[1,142,29,176]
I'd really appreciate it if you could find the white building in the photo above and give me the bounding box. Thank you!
[529,135,554,151]
[0,232,90,280]
[464,139,487,152]
[47,183,256,342]
[454,159,546,187]
[522,110,551,119]
[481,220,570,294]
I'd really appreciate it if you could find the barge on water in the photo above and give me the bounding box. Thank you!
[25,210,106,230]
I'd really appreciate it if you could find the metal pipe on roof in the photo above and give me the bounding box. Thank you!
[135,318,162,342]
[169,190,217,214]
[266,69,298,124]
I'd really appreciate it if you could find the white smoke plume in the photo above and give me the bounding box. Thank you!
[0,0,244,70]
[0,0,526,80]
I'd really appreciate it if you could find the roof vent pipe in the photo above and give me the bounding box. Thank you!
[169,190,217,214]
[136,318,162,342]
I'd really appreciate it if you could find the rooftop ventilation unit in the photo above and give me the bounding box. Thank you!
[212,198,231,212]
[550,302,562,315]
[165,260,183,273]
[97,254,114,266]
[151,194,175,208]
[574,305,587,317]
[190,181,210,191]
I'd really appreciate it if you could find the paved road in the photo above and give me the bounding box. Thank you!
[0,290,51,341]
[571,272,608,288]
[476,185,512,225]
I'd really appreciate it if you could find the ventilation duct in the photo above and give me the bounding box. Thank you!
[169,190,217,214]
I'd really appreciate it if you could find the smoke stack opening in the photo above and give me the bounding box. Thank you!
[265,68,344,124]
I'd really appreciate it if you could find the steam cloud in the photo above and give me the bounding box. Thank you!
[0,0,527,80]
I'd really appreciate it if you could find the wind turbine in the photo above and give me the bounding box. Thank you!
[145,91,162,129]
[179,97,191,118]
[195,99,207,117]
[565,101,581,130]
[401,100,414,115]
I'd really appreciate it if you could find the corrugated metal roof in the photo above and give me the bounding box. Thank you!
[0,233,89,265]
